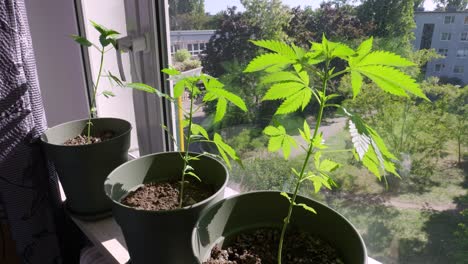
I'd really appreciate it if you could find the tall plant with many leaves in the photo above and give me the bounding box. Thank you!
[156,68,247,207]
[244,36,428,263]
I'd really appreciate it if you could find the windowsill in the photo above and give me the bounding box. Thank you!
[63,186,382,264]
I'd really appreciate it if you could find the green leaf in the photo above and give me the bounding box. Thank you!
[204,87,247,112]
[355,65,427,99]
[356,37,373,57]
[296,203,317,214]
[71,35,92,47]
[261,72,303,84]
[351,71,363,98]
[244,53,294,73]
[125,82,157,93]
[191,124,209,139]
[319,159,340,172]
[173,79,186,98]
[213,133,241,169]
[299,120,311,142]
[108,71,124,87]
[90,21,107,35]
[251,40,297,60]
[262,82,305,101]
[358,51,416,68]
[275,89,312,115]
[280,192,292,202]
[214,97,227,123]
[312,132,327,149]
[162,68,181,76]
[102,90,115,98]
[263,125,297,159]
[185,171,201,182]
[330,42,355,59]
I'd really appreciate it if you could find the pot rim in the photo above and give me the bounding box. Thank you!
[105,151,229,214]
[40,117,132,148]
[191,190,368,263]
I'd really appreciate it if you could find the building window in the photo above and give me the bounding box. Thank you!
[456,48,468,57]
[441,32,452,41]
[444,15,455,24]
[454,65,464,73]
[435,63,445,72]
[461,32,468,41]
[465,16,468,24]
[188,43,193,51]
[438,48,449,56]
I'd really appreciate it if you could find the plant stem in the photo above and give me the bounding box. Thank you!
[277,60,330,264]
[179,82,195,208]
[86,48,105,144]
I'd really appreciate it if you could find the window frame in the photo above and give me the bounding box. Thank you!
[453,65,465,73]
[444,15,455,24]
[434,63,445,72]
[461,32,468,41]
[438,48,449,56]
[441,32,452,41]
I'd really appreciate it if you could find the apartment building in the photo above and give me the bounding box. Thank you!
[414,10,468,84]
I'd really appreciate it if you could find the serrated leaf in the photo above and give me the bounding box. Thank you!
[358,51,416,68]
[348,119,371,160]
[330,42,355,59]
[261,72,303,84]
[351,71,363,98]
[356,37,373,58]
[251,40,297,60]
[275,89,312,115]
[319,159,340,172]
[213,133,240,169]
[204,87,247,112]
[298,70,310,87]
[126,82,156,93]
[264,125,296,159]
[102,90,115,98]
[214,97,227,123]
[262,82,305,101]
[312,132,327,149]
[244,53,294,73]
[356,65,427,99]
[71,35,92,47]
[296,203,316,214]
[302,120,311,141]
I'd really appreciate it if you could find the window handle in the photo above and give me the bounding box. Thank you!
[115,34,149,82]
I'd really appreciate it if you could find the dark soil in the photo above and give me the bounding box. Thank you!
[63,130,115,145]
[121,180,214,210]
[204,228,344,264]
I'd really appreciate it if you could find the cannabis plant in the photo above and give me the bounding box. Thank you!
[244,36,428,263]
[72,22,154,143]
[157,68,247,207]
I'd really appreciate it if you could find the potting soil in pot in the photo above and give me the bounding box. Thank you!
[121,180,214,210]
[204,228,344,264]
[63,130,115,145]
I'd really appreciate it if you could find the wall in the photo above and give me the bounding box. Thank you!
[24,0,89,127]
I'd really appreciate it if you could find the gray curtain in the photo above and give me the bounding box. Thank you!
[0,0,62,263]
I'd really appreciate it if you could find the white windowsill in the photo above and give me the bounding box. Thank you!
[61,185,382,264]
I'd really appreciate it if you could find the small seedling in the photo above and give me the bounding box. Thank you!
[72,21,156,143]
[159,68,247,207]
[244,36,428,263]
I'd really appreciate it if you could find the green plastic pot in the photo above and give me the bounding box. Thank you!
[104,152,228,264]
[40,117,131,220]
[192,191,367,264]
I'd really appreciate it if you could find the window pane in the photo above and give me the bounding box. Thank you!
[168,2,468,263]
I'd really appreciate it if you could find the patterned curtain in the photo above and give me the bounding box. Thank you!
[0,0,62,263]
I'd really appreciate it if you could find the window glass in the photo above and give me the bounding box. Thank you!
[465,16,468,24]
[461,32,468,41]
[188,43,193,51]
[444,15,455,24]
[441,32,452,40]
[454,65,464,73]
[438,48,448,56]
[456,48,468,57]
[168,1,468,263]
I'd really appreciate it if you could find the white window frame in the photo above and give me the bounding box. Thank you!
[464,16,468,25]
[456,48,468,57]
[461,32,468,41]
[444,15,455,24]
[441,32,452,41]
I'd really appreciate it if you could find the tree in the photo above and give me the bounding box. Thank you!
[201,7,261,76]
[169,0,209,30]
[357,0,416,45]
[240,0,291,40]
[433,0,468,10]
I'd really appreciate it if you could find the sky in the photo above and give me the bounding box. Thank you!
[204,0,438,14]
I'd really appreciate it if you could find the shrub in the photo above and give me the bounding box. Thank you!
[174,49,191,62]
